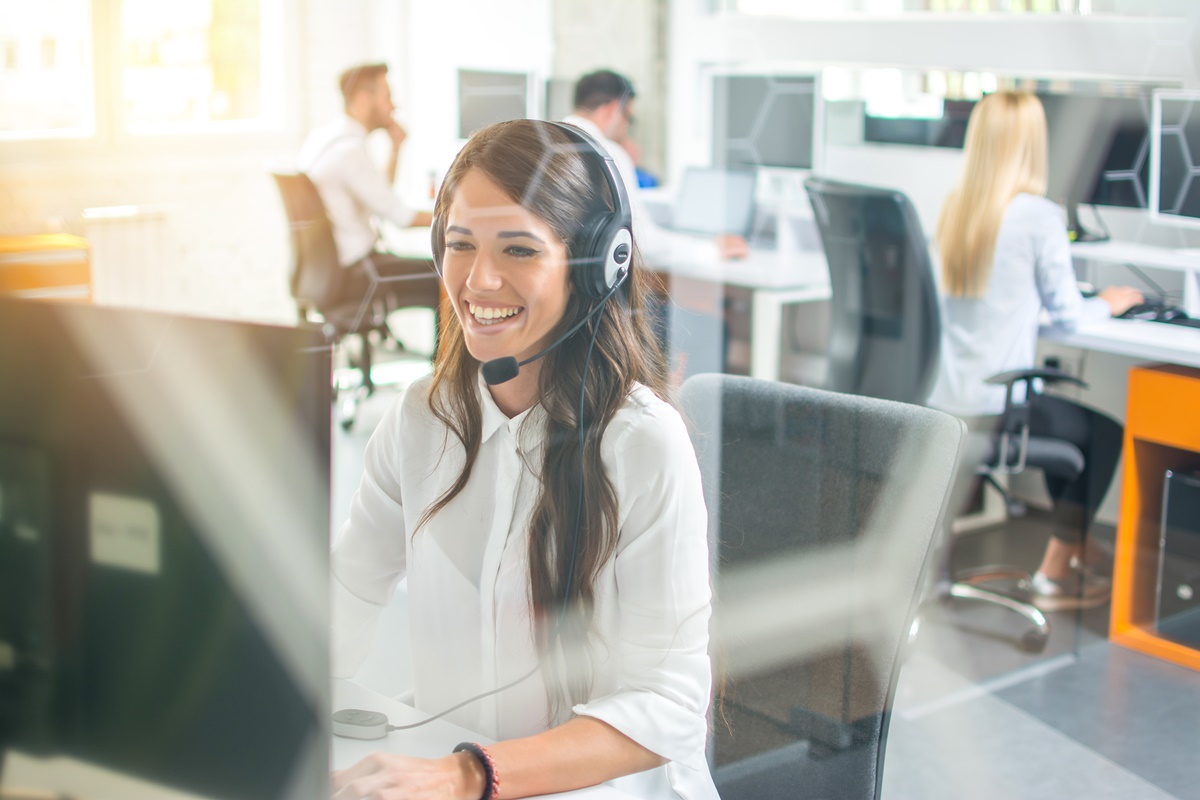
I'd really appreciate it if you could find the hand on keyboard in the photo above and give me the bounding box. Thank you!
[1099,286,1144,316]
[1117,299,1200,327]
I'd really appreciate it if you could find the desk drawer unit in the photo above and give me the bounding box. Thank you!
[0,234,91,302]
[1112,364,1200,670]
[1156,470,1200,648]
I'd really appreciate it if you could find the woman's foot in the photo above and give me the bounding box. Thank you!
[1030,569,1111,611]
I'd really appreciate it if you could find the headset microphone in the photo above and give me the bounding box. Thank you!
[481,262,628,386]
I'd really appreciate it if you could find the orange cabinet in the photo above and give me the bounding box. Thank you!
[1110,364,1200,670]
[0,234,91,302]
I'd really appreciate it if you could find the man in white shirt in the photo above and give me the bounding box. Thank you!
[298,63,437,308]
[562,69,748,266]
[563,70,747,375]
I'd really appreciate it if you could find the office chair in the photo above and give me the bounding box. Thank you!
[270,171,439,430]
[802,176,941,405]
[951,368,1124,651]
[801,177,1072,652]
[680,374,964,800]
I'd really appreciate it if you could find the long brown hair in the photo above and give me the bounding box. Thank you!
[423,120,671,715]
[937,91,1049,297]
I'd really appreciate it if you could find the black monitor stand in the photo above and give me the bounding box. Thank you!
[1067,202,1110,244]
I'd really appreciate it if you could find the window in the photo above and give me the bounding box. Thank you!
[120,0,284,134]
[0,0,94,140]
[0,0,283,143]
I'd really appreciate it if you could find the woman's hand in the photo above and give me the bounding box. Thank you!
[1098,286,1144,317]
[331,752,485,800]
[715,234,749,260]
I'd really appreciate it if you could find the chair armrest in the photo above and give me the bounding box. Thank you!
[985,367,1088,390]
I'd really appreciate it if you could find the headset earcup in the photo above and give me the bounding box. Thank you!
[430,220,443,276]
[604,226,633,295]
[571,214,611,299]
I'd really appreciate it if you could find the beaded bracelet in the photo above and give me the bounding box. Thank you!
[453,741,499,800]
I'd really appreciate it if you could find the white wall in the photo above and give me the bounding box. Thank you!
[391,0,554,206]
[822,142,965,233]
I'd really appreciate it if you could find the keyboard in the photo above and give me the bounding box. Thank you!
[1118,299,1200,328]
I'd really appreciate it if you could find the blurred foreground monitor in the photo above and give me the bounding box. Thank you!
[0,298,332,799]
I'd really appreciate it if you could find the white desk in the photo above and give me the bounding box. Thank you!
[1040,316,1200,369]
[647,246,832,381]
[332,679,636,799]
[380,226,1200,381]
[1070,240,1200,315]
[379,225,436,261]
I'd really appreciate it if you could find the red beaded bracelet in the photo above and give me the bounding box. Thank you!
[453,741,499,800]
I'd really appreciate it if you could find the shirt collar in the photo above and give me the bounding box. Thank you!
[562,114,610,145]
[476,370,547,456]
[339,113,369,140]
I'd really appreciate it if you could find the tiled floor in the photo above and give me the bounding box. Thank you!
[881,515,1200,800]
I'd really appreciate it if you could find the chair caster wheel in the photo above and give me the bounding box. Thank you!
[1020,629,1049,653]
[338,392,360,432]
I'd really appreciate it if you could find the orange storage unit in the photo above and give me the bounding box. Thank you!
[1110,364,1200,671]
[0,234,91,302]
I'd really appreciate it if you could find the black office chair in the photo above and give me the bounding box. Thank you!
[801,177,1091,652]
[951,367,1124,650]
[270,171,439,430]
[802,176,941,405]
[681,374,965,800]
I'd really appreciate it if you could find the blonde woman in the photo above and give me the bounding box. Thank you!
[928,91,1142,610]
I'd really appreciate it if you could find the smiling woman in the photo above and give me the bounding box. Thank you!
[330,119,718,800]
[440,169,573,406]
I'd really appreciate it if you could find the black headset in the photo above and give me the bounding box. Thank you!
[430,120,633,300]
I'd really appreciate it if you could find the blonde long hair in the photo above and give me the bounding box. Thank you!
[937,91,1049,297]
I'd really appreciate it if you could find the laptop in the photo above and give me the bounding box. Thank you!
[670,167,757,238]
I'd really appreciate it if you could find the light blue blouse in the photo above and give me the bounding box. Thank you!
[928,193,1109,416]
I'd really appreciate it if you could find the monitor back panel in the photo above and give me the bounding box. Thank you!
[0,298,332,800]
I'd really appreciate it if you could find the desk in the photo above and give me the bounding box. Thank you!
[380,225,835,382]
[1110,365,1200,671]
[380,225,436,261]
[646,246,831,381]
[1069,240,1200,315]
[1039,317,1200,369]
[332,679,636,798]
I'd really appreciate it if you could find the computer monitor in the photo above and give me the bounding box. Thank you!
[672,167,758,237]
[1041,91,1152,240]
[711,74,819,170]
[864,99,975,149]
[458,69,529,138]
[0,299,331,799]
[1150,91,1200,227]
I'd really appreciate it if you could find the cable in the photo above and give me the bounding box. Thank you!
[1087,203,1111,241]
[1121,262,1182,302]
[385,297,608,732]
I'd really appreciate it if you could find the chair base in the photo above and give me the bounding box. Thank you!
[948,578,1051,653]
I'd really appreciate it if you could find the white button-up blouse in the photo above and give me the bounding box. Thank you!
[331,373,718,799]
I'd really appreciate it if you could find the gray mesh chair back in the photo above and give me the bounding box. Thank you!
[680,374,964,800]
[804,177,940,405]
[270,171,345,312]
[270,171,391,430]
